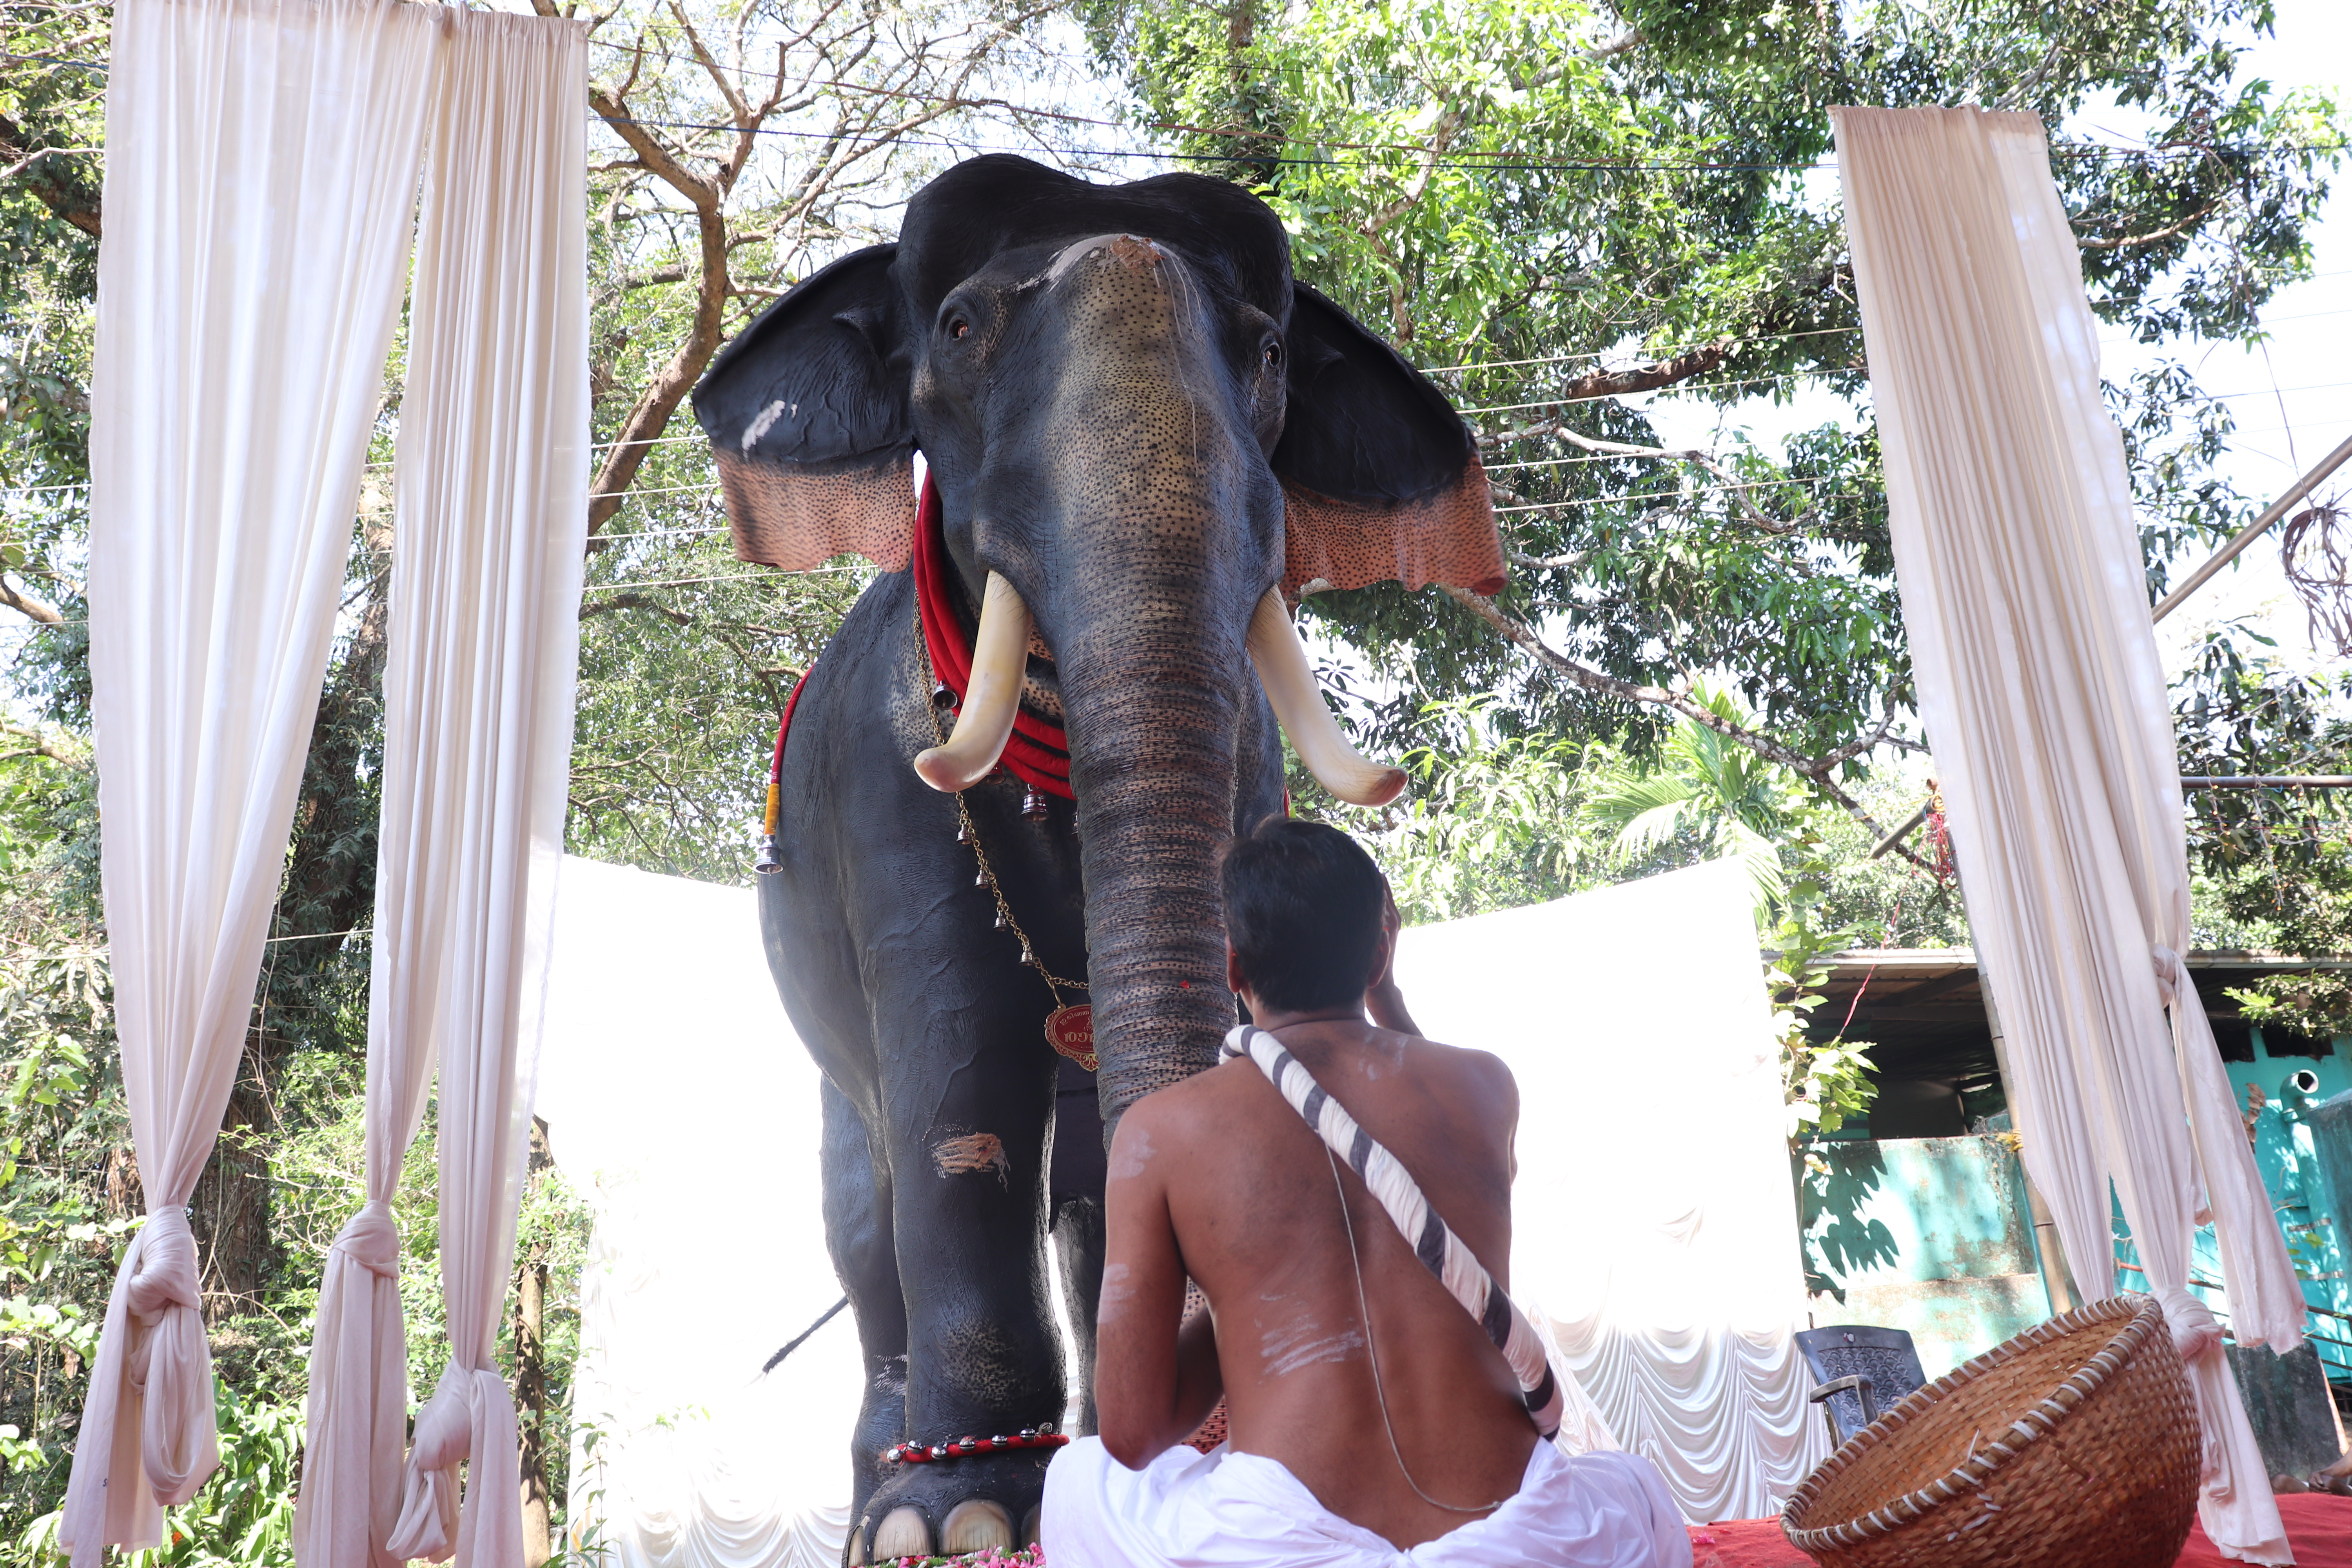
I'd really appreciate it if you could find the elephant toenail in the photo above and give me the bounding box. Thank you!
[941,1499,1013,1553]
[1019,1505,1042,1547]
[871,1506,931,1561]
[844,1524,869,1566]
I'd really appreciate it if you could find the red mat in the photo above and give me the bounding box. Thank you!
[1687,1494,2352,1566]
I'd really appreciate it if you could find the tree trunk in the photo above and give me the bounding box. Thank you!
[194,1053,272,1323]
[517,1116,554,1568]
[517,1254,550,1568]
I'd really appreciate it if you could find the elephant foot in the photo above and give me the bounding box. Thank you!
[848,1448,1056,1562]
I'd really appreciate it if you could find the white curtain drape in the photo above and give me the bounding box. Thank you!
[1835,104,2305,1564]
[299,13,589,1568]
[64,2,439,1562]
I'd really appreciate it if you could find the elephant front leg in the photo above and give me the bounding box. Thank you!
[1051,1197,1105,1436]
[858,1007,1064,1561]
[1050,1054,1109,1437]
[820,1078,907,1541]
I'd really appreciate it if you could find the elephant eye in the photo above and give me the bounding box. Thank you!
[1262,339,1283,369]
[947,315,971,341]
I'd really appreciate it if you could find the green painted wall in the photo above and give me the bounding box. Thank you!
[1797,1134,2051,1379]
[2218,1029,2352,1384]
[1800,1029,2352,1388]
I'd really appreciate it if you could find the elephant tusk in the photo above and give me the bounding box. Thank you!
[1246,588,1407,808]
[914,571,1034,793]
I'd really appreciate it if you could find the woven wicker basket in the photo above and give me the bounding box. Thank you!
[1780,1294,2201,1568]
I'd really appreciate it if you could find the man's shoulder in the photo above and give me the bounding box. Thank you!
[1140,1053,1272,1121]
[1403,1032,1518,1105]
[1111,1057,1267,1151]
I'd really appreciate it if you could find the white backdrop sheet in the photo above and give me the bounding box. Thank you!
[537,859,860,1568]
[537,855,1815,1561]
[1392,859,1828,1523]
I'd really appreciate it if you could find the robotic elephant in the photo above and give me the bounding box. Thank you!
[690,153,1504,1563]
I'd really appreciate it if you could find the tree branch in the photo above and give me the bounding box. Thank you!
[1554,338,1735,401]
[0,145,96,186]
[1474,341,1738,447]
[1510,25,1640,90]
[1435,582,1930,866]
[1,719,85,764]
[2074,204,2220,252]
[1546,425,1806,535]
[0,112,98,236]
[0,573,64,625]
[578,591,693,625]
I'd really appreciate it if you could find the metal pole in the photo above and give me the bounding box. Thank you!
[1869,802,1930,859]
[2151,429,2352,624]
[1979,976,2080,1317]
[1878,774,2352,859]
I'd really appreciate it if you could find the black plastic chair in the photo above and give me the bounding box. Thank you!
[1795,1324,1928,1446]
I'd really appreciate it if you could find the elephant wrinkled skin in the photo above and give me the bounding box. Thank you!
[690,154,1503,1561]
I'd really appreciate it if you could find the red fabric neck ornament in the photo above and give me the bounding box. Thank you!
[911,475,1074,799]
[766,476,1075,816]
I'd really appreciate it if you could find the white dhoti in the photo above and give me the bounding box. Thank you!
[1043,1436,1693,1568]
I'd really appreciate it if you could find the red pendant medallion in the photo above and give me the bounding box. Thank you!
[1045,1005,1096,1072]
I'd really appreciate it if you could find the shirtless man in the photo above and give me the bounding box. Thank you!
[1044,818,1689,1568]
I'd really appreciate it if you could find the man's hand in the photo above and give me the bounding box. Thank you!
[1364,881,1421,1036]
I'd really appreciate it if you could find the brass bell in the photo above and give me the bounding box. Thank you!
[993,909,1010,931]
[1021,787,1049,822]
[1019,944,1036,966]
[932,683,956,710]
[974,866,987,888]
[753,835,782,875]
[955,819,974,846]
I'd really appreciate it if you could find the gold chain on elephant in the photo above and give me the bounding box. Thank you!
[918,604,1098,1073]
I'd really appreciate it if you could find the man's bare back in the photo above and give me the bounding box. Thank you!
[1093,1008,1537,1550]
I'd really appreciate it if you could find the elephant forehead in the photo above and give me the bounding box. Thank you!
[1040,232,1168,288]
[893,155,1292,321]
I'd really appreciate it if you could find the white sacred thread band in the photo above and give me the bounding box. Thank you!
[1221,1025,1564,1438]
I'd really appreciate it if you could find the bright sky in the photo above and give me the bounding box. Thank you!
[1644,0,2351,688]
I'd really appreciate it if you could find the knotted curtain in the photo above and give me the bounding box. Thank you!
[1835,105,2303,1564]
[303,12,588,1568]
[64,2,440,1561]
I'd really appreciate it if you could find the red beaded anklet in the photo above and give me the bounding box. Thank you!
[884,1427,1069,1465]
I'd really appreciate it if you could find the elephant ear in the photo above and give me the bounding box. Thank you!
[693,244,916,572]
[1272,284,1506,597]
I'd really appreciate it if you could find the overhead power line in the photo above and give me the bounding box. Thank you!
[1494,474,1839,514]
[593,111,2349,175]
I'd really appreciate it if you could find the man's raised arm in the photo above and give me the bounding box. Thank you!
[1092,1099,1223,1469]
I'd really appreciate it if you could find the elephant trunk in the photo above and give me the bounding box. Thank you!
[1055,621,1247,1134]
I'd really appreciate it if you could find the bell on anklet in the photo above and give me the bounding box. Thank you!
[1019,945,1036,966]
[993,909,1010,931]
[753,835,782,875]
[1021,787,1049,822]
[955,820,974,846]
[974,867,987,888]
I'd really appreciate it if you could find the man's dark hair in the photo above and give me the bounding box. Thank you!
[1219,817,1387,1012]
